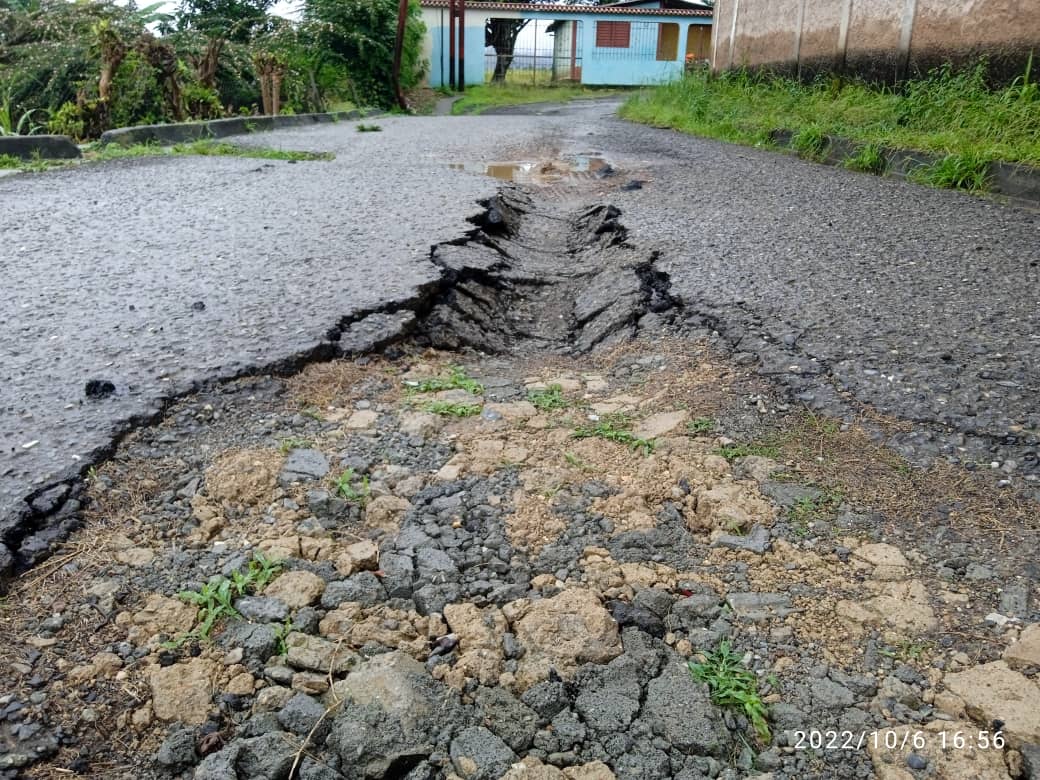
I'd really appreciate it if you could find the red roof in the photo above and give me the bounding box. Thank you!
[419,0,713,16]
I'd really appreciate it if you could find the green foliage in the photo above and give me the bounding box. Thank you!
[173,551,283,643]
[175,0,274,42]
[278,437,313,454]
[714,442,780,461]
[790,124,827,159]
[620,62,1040,172]
[305,0,426,109]
[687,417,716,435]
[573,413,655,456]
[844,141,886,174]
[689,639,771,742]
[0,154,20,169]
[406,365,484,395]
[787,489,842,537]
[527,384,569,412]
[170,139,333,160]
[424,401,482,417]
[355,122,381,132]
[910,150,992,191]
[334,467,370,503]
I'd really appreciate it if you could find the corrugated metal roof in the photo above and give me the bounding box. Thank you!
[419,0,713,16]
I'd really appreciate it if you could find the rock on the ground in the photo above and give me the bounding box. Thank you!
[944,661,1040,744]
[149,657,218,724]
[450,726,518,780]
[513,589,623,689]
[642,659,728,756]
[279,449,330,485]
[263,570,326,608]
[1004,624,1040,671]
[285,632,360,674]
[867,721,1012,780]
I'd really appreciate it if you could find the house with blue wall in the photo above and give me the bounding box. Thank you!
[419,0,713,88]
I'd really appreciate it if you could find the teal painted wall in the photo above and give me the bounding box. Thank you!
[424,8,710,88]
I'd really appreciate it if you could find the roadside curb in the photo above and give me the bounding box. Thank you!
[767,129,1040,208]
[0,134,81,160]
[98,109,375,147]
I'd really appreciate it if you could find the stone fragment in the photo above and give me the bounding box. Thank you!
[334,540,380,575]
[345,410,380,429]
[234,596,290,623]
[632,410,688,440]
[867,721,1012,780]
[945,661,1040,744]
[513,589,622,689]
[284,632,359,674]
[263,570,326,609]
[150,657,218,724]
[450,726,517,780]
[364,495,412,529]
[711,525,771,554]
[278,449,330,485]
[726,592,794,621]
[643,660,726,756]
[1004,624,1040,671]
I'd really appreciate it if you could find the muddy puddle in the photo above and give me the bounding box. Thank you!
[448,155,614,185]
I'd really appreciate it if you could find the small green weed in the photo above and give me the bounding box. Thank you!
[791,125,828,160]
[406,365,484,395]
[527,384,569,411]
[335,467,370,504]
[787,489,843,537]
[844,142,887,174]
[278,437,313,454]
[687,417,716,436]
[171,140,334,162]
[878,639,932,662]
[0,154,21,169]
[714,443,780,461]
[172,552,283,644]
[274,617,294,655]
[301,408,324,421]
[573,414,655,456]
[424,400,482,417]
[689,639,771,742]
[356,123,382,132]
[911,151,992,191]
[563,451,597,472]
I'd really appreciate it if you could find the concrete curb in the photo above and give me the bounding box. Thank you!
[98,109,373,147]
[0,135,81,160]
[767,129,1040,207]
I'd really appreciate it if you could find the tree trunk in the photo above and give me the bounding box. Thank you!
[271,69,282,115]
[197,37,224,89]
[487,19,527,83]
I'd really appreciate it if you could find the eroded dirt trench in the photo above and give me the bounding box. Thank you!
[2,167,1039,780]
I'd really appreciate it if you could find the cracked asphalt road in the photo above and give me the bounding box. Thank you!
[2,97,1038,541]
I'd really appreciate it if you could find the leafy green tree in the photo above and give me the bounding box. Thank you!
[305,0,426,108]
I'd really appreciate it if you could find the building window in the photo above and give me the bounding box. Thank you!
[656,22,678,60]
[596,21,631,48]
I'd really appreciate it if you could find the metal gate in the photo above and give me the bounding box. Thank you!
[484,19,584,85]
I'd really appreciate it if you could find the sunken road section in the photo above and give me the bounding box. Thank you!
[1,188,683,582]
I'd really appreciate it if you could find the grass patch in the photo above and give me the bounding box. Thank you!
[844,141,887,174]
[0,154,21,169]
[790,125,828,160]
[620,61,1040,177]
[714,442,781,461]
[278,437,312,454]
[170,140,334,161]
[356,123,382,132]
[690,638,771,742]
[452,84,621,115]
[910,150,992,191]
[573,413,655,456]
[406,365,484,395]
[787,489,843,537]
[171,552,282,644]
[334,468,370,504]
[687,417,716,436]
[424,400,482,417]
[527,383,569,411]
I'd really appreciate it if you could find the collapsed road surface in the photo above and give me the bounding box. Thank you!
[1,98,1040,780]
[2,97,1039,576]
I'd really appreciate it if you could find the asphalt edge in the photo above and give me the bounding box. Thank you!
[0,135,81,160]
[98,109,377,147]
[767,129,1040,208]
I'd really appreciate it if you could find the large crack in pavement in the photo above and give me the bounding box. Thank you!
[1,186,685,581]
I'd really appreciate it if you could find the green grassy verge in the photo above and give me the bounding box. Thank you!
[451,84,622,115]
[0,139,334,173]
[619,63,1040,189]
